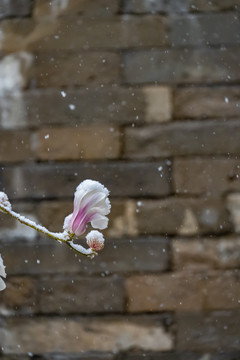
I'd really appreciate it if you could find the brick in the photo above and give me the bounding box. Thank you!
[170,13,240,46]
[0,315,174,354]
[135,198,230,236]
[124,120,240,158]
[1,236,170,275]
[0,131,33,162]
[0,202,38,241]
[37,127,121,160]
[0,276,37,315]
[0,16,167,53]
[32,52,120,87]
[0,87,173,129]
[177,311,240,351]
[38,275,124,314]
[124,48,240,85]
[226,193,240,233]
[0,162,171,199]
[0,52,33,94]
[143,86,172,123]
[34,0,119,18]
[0,0,32,18]
[126,270,240,312]
[172,237,240,270]
[123,0,239,13]
[122,352,240,360]
[173,158,240,197]
[173,86,240,120]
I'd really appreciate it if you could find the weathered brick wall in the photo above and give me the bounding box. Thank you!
[0,0,240,359]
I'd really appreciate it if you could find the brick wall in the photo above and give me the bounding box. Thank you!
[0,0,240,359]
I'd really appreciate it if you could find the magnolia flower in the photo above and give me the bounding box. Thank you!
[0,254,6,291]
[64,180,110,237]
[86,230,105,251]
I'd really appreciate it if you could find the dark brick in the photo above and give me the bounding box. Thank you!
[123,0,239,13]
[173,87,240,120]
[136,198,231,236]
[123,352,240,360]
[124,120,240,158]
[170,13,240,46]
[0,162,171,199]
[38,275,124,314]
[1,236,170,275]
[32,52,120,87]
[177,311,240,351]
[0,0,32,18]
[124,48,240,84]
[173,158,240,197]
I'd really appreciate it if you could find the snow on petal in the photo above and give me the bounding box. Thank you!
[0,254,6,291]
[86,230,104,251]
[63,180,111,237]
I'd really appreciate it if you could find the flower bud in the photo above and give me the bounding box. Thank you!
[86,230,104,251]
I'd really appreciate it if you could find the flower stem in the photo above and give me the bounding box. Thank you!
[0,204,95,258]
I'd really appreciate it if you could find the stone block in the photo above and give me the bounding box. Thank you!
[32,52,120,87]
[173,158,240,197]
[177,311,240,351]
[38,275,124,314]
[36,126,121,160]
[34,0,119,18]
[226,193,240,233]
[0,16,167,53]
[0,131,34,162]
[0,276,37,315]
[143,86,172,122]
[124,48,240,84]
[172,237,240,270]
[123,0,239,13]
[126,270,240,312]
[135,198,230,236]
[1,236,170,275]
[0,315,174,354]
[124,120,240,158]
[0,161,171,199]
[173,86,240,120]
[0,0,32,18]
[170,13,240,46]
[122,351,240,360]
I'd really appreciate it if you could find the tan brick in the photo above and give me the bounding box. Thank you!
[37,127,120,160]
[143,86,172,123]
[32,52,120,87]
[172,237,240,270]
[1,315,174,354]
[135,198,230,236]
[0,16,167,52]
[0,131,34,162]
[173,158,240,197]
[126,270,240,312]
[34,0,119,18]
[0,277,37,315]
[173,87,240,120]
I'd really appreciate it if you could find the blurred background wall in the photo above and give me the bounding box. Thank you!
[0,0,240,359]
